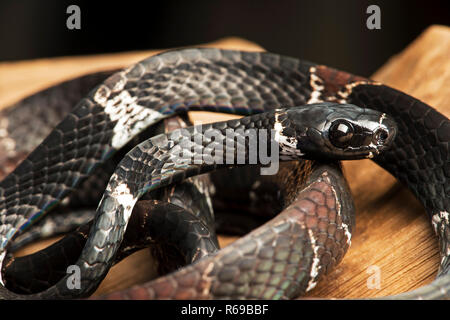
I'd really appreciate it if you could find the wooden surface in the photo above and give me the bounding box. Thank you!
[0,26,449,298]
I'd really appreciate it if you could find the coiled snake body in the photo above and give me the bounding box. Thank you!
[0,49,448,299]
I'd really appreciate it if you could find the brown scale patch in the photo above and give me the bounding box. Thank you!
[127,286,151,300]
[284,172,353,278]
[173,288,197,300]
[314,65,370,98]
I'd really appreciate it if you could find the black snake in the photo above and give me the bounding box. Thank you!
[0,49,448,299]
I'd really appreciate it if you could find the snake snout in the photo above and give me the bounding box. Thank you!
[373,114,397,150]
[373,127,389,146]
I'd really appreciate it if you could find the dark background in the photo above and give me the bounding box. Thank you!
[0,0,449,77]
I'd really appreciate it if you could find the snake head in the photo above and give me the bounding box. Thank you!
[283,102,397,160]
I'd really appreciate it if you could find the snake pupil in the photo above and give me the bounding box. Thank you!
[329,120,354,148]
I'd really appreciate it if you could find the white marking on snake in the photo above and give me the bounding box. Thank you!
[307,67,325,104]
[325,174,352,245]
[306,229,321,292]
[106,179,137,223]
[431,211,449,235]
[432,211,450,258]
[341,222,352,246]
[335,81,382,103]
[112,74,127,92]
[201,261,215,296]
[274,112,303,157]
[0,251,5,285]
[95,89,165,149]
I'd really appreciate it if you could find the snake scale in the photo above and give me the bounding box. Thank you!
[0,48,448,299]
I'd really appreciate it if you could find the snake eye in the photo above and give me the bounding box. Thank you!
[329,120,354,148]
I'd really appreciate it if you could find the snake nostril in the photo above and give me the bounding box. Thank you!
[374,128,389,143]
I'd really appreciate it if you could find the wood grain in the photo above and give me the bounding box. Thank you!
[0,26,448,298]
